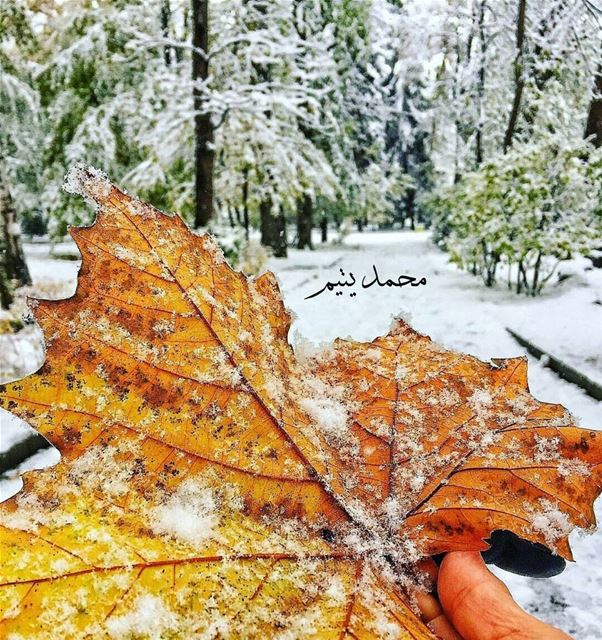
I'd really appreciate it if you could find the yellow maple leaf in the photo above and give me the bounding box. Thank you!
[0,166,600,639]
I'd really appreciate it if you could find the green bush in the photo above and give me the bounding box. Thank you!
[425,139,602,295]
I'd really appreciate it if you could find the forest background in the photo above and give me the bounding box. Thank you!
[1,0,601,304]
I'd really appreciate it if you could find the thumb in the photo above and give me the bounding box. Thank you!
[438,551,571,640]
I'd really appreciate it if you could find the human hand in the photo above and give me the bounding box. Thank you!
[416,551,572,640]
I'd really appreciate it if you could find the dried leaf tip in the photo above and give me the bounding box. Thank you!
[63,163,112,205]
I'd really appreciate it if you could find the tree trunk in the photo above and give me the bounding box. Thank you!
[242,169,249,241]
[320,216,328,243]
[474,0,487,165]
[0,164,31,309]
[0,277,12,311]
[296,195,313,250]
[192,0,214,227]
[405,189,416,230]
[291,0,320,250]
[260,197,287,258]
[585,64,602,147]
[161,0,172,66]
[451,24,473,182]
[503,0,527,152]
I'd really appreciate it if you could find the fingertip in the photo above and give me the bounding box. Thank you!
[415,591,443,624]
[439,551,514,601]
[438,552,526,640]
[440,551,488,577]
[438,552,575,640]
[438,552,574,640]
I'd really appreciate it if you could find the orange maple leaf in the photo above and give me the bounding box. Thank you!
[0,166,600,639]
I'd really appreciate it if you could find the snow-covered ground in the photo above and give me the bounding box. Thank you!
[1,230,601,637]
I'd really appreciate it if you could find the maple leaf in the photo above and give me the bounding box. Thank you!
[0,165,600,639]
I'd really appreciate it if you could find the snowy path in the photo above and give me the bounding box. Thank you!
[1,231,601,637]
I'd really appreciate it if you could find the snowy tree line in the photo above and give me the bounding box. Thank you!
[0,0,601,306]
[423,0,602,294]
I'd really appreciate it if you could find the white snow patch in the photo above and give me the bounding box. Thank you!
[300,395,349,441]
[324,574,347,603]
[68,445,135,497]
[557,458,590,478]
[63,163,111,204]
[534,435,561,463]
[106,594,177,639]
[150,479,218,546]
[468,388,493,410]
[291,332,335,365]
[202,234,226,264]
[409,474,426,493]
[531,500,574,547]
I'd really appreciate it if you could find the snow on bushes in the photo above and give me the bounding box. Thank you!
[425,138,602,295]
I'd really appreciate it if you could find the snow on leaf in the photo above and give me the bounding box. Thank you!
[313,321,602,559]
[0,169,601,638]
